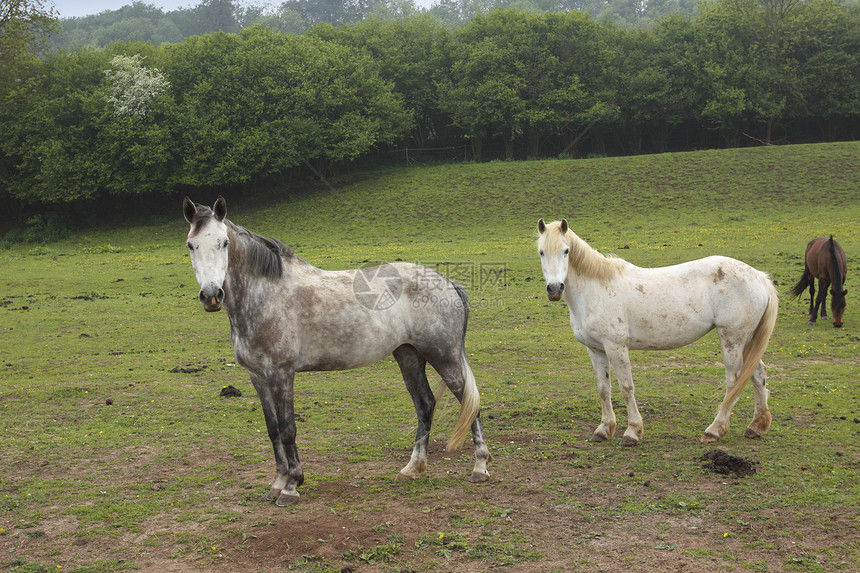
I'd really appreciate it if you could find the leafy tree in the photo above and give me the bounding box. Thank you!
[168,0,239,37]
[0,0,58,83]
[0,48,113,203]
[52,2,182,50]
[613,15,704,153]
[252,7,306,33]
[278,0,380,26]
[443,9,611,160]
[0,0,57,54]
[312,15,454,150]
[161,27,410,187]
[781,0,860,140]
[697,0,808,144]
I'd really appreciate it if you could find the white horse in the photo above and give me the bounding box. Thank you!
[537,218,778,445]
[183,197,491,506]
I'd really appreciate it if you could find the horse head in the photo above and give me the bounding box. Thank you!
[183,196,229,312]
[831,287,847,328]
[537,218,570,302]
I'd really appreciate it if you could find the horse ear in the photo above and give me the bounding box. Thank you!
[183,197,196,223]
[560,218,569,233]
[214,196,227,221]
[537,218,546,235]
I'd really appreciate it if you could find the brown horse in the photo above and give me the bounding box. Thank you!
[790,236,848,327]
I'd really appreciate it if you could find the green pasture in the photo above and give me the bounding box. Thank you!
[1,142,859,572]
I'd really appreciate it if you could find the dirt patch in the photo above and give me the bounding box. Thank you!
[2,436,856,572]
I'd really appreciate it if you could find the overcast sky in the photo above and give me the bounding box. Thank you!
[51,0,434,19]
[52,0,199,19]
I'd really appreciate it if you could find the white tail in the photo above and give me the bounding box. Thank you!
[447,353,480,450]
[720,276,779,409]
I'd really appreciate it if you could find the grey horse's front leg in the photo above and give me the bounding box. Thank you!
[251,371,304,506]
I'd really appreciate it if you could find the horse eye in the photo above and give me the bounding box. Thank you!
[186,242,193,250]
[564,248,570,256]
[539,250,544,257]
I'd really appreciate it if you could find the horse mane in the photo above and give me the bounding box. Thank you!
[828,235,847,309]
[226,219,293,281]
[542,221,625,282]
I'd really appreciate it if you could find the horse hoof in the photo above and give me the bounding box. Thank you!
[589,433,609,443]
[275,492,300,507]
[619,436,639,447]
[700,432,720,443]
[743,428,762,439]
[395,472,421,482]
[807,320,816,326]
[265,488,281,502]
[469,471,490,483]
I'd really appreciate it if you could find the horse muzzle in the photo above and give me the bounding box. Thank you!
[546,282,564,302]
[199,284,225,312]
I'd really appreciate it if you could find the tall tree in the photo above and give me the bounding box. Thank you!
[697,0,806,144]
[443,9,611,160]
[162,27,410,187]
[313,15,454,150]
[0,0,58,80]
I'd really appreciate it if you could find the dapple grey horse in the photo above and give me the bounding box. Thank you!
[183,197,490,506]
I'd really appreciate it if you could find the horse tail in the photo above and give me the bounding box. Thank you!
[447,282,480,450]
[789,266,811,299]
[721,275,779,408]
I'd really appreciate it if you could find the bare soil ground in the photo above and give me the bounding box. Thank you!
[4,434,856,573]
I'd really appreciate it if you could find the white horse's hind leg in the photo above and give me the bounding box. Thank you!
[704,329,744,442]
[743,361,771,439]
[586,348,618,443]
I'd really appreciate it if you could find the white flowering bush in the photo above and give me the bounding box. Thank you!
[104,54,170,118]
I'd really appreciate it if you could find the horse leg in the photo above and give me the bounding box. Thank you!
[250,371,304,506]
[817,279,830,321]
[466,414,491,482]
[743,361,771,439]
[393,345,434,482]
[704,329,745,441]
[427,350,491,482]
[586,347,617,443]
[807,279,817,325]
[606,345,643,446]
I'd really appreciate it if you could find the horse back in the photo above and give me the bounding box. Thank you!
[570,255,772,351]
[805,236,847,282]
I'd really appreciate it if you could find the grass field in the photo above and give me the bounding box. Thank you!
[1,142,859,572]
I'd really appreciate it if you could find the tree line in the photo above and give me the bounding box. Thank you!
[1,0,859,228]
[51,0,700,51]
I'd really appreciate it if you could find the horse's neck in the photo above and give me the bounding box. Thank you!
[828,245,845,289]
[567,232,624,283]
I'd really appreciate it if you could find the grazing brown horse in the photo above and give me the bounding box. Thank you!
[790,236,848,327]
